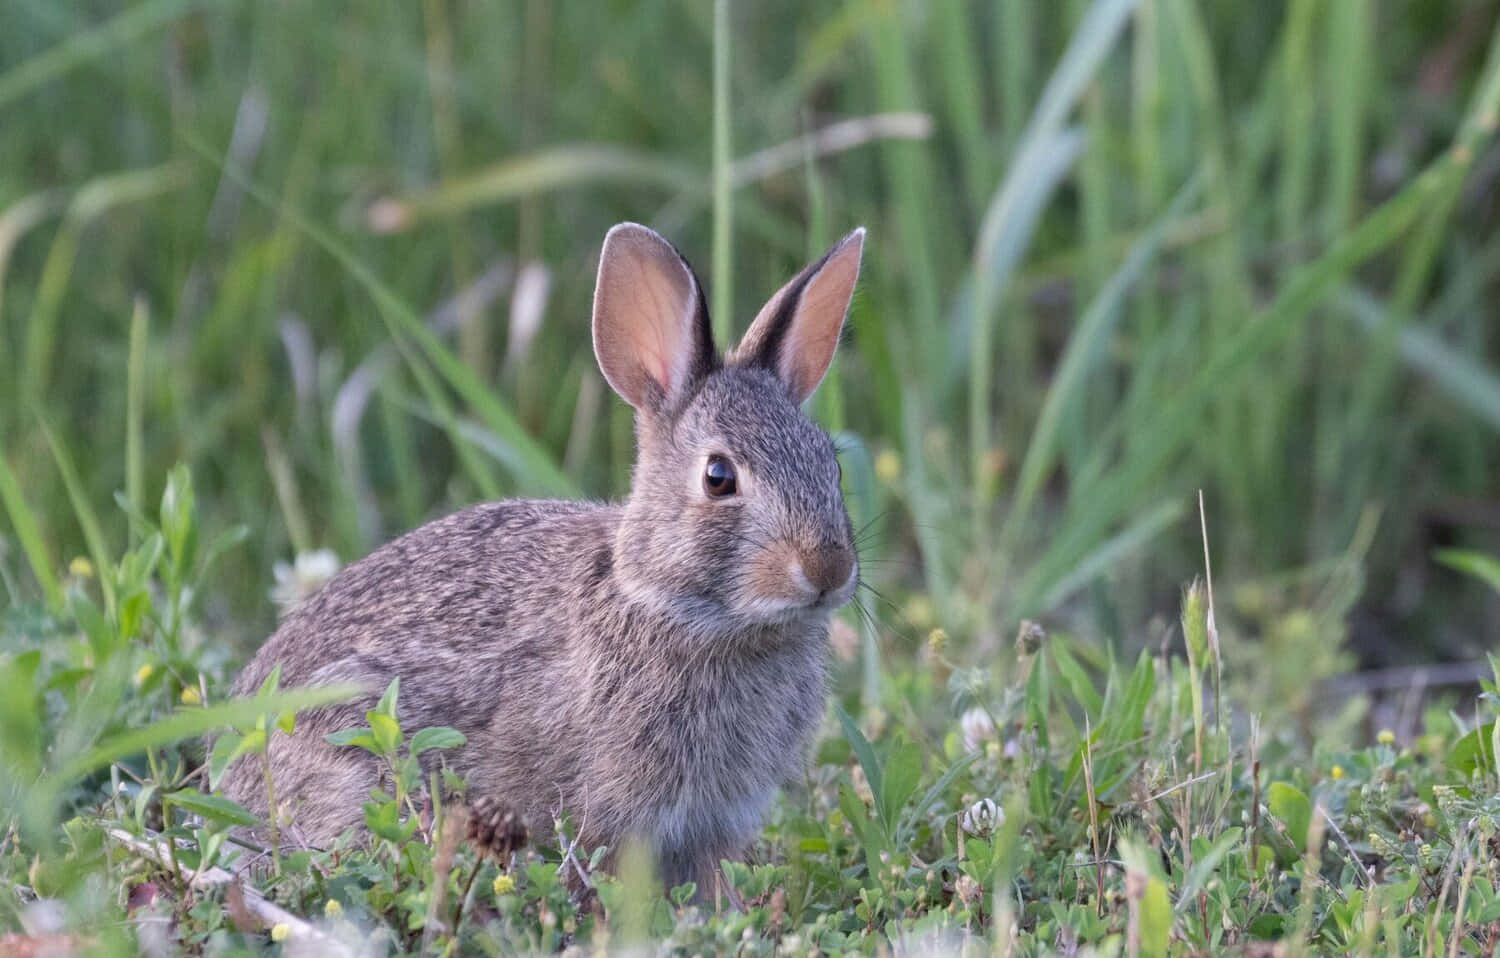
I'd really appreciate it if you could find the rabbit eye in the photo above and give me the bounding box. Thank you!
[703,455,738,498]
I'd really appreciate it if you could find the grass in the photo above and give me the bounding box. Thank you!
[2,0,1500,953]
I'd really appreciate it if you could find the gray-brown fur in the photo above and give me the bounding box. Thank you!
[223,223,865,889]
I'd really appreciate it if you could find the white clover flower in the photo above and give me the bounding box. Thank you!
[960,708,996,754]
[271,549,342,610]
[961,797,1003,836]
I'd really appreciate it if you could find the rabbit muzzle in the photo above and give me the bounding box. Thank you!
[797,544,856,605]
[737,535,857,620]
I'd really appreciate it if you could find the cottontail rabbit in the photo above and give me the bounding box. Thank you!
[222,223,864,890]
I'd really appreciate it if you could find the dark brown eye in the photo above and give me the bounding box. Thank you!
[703,455,738,498]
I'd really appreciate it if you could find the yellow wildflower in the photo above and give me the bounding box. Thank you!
[492,873,516,897]
[323,899,343,919]
[1330,765,1345,781]
[1377,729,1396,746]
[270,923,290,942]
[69,557,94,578]
[134,663,154,686]
[180,686,202,706]
[927,628,949,656]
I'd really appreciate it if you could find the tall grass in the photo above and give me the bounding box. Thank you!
[0,0,1496,654]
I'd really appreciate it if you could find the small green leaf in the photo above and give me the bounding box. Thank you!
[1434,549,1500,595]
[165,789,259,828]
[70,592,114,661]
[409,726,466,757]
[363,797,415,843]
[325,727,380,754]
[1176,827,1243,909]
[159,464,198,574]
[878,740,922,834]
[1050,639,1104,718]
[835,705,885,815]
[367,711,401,756]
[1268,782,1313,853]
[376,677,400,717]
[257,666,282,697]
[206,733,242,790]
[837,783,873,848]
[1450,721,1498,777]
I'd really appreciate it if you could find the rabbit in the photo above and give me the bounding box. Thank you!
[221,222,866,891]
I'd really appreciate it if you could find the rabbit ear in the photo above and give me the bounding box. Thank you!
[730,228,864,404]
[592,223,717,411]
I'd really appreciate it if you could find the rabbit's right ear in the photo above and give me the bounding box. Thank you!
[592,223,717,412]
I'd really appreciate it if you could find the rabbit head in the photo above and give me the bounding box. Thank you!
[592,223,864,632]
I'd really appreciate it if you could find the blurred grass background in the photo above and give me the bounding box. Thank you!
[1,0,1498,670]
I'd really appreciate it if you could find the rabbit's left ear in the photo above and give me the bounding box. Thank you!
[730,228,864,404]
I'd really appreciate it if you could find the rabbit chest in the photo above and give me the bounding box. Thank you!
[575,616,831,859]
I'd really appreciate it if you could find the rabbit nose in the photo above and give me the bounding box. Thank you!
[800,545,854,596]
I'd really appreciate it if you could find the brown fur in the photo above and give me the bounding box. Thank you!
[223,224,865,889]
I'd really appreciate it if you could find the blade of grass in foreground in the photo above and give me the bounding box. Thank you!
[19,683,362,848]
[0,448,64,610]
[182,132,576,498]
[48,684,360,789]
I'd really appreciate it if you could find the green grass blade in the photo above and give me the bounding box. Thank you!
[20,163,189,401]
[969,0,1138,500]
[0,0,228,109]
[1277,0,1319,247]
[43,684,361,804]
[1339,288,1500,432]
[933,0,990,211]
[184,133,576,498]
[1325,0,1371,233]
[997,0,1037,151]
[0,448,63,610]
[125,297,148,545]
[1018,140,1476,617]
[38,417,116,616]
[366,146,704,234]
[1434,549,1500,594]
[1035,498,1186,611]
[711,0,734,343]
[1004,171,1202,545]
[1392,21,1500,312]
[383,335,505,502]
[0,189,65,355]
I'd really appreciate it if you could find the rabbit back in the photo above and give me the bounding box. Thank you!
[223,500,613,835]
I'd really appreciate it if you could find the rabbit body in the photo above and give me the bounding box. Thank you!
[224,224,865,888]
